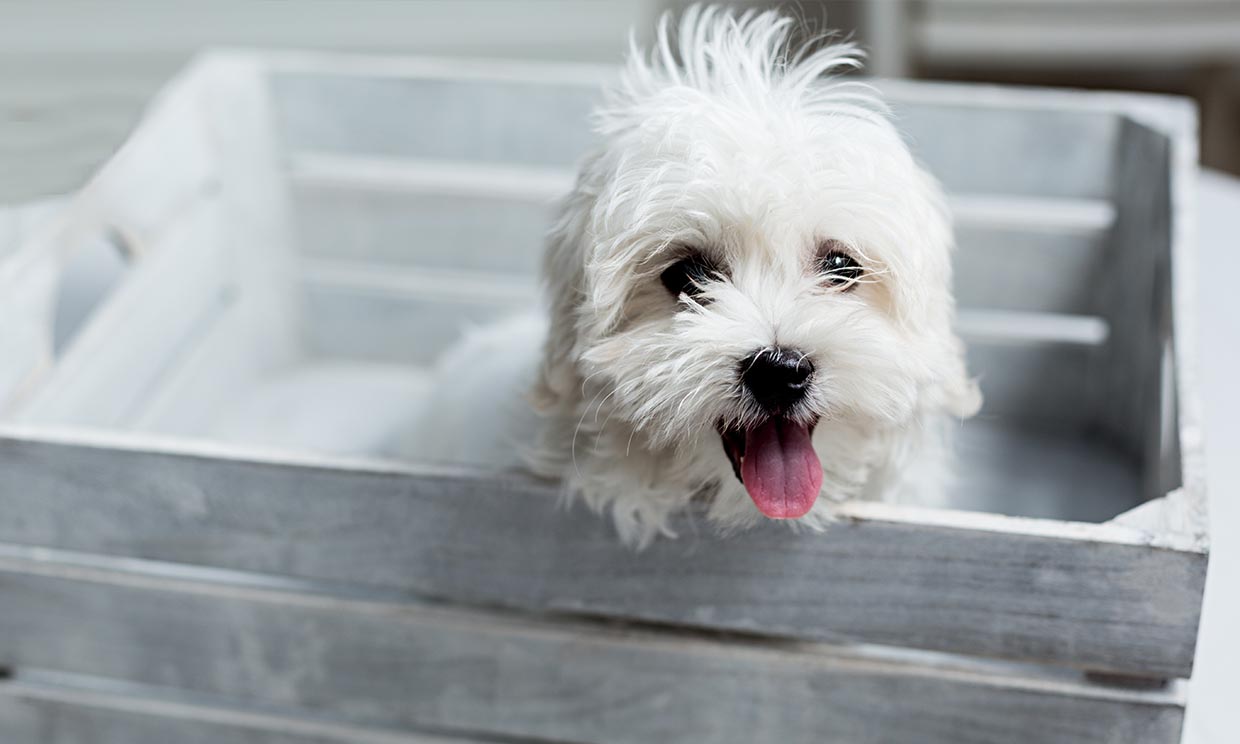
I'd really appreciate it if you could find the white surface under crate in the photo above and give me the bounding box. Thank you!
[0,51,1207,743]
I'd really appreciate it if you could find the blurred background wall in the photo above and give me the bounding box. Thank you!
[3,0,1240,201]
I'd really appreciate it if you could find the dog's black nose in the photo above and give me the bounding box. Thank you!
[740,348,814,413]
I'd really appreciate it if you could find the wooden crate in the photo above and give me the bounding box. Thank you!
[0,52,1206,743]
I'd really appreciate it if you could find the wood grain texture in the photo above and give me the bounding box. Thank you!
[295,269,1112,428]
[269,66,1123,199]
[0,672,516,744]
[0,547,1187,744]
[0,433,1205,679]
[1098,118,1175,502]
[0,59,1207,739]
[287,169,1113,317]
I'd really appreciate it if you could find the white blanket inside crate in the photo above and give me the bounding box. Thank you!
[208,361,432,457]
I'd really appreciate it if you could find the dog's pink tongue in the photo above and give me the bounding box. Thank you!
[740,419,823,519]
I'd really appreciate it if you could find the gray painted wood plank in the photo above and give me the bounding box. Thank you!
[299,277,1112,426]
[269,68,1123,199]
[288,182,1110,316]
[0,672,519,744]
[0,433,1205,678]
[271,72,603,169]
[1098,118,1175,497]
[0,548,1187,744]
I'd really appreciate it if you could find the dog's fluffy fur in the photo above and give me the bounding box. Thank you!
[404,6,979,547]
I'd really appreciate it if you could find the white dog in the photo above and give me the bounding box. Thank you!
[403,6,980,547]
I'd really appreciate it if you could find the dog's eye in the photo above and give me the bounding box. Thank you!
[661,253,719,301]
[817,247,863,289]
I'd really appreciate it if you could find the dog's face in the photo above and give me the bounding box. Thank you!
[535,8,978,526]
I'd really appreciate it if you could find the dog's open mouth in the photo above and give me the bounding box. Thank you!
[719,417,823,519]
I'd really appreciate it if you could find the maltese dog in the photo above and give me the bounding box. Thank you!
[402,5,980,547]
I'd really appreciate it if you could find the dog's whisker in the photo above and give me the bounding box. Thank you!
[625,425,640,458]
[592,386,622,424]
[592,387,627,442]
[578,367,608,399]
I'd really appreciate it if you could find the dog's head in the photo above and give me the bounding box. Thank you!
[535,6,979,523]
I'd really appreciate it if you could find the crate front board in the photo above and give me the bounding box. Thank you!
[0,52,1206,744]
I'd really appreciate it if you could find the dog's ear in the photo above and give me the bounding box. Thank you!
[531,184,594,413]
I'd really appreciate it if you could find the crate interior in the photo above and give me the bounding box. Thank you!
[14,64,1182,523]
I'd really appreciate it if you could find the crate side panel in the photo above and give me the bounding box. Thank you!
[891,101,1120,199]
[0,437,1203,678]
[296,276,1111,433]
[0,696,351,744]
[953,225,1108,315]
[0,675,504,744]
[1097,119,1179,501]
[71,60,220,249]
[287,184,1109,316]
[293,185,557,276]
[14,201,233,428]
[268,71,1121,200]
[270,73,601,168]
[967,341,1099,429]
[13,57,305,435]
[0,557,1188,744]
[299,286,526,366]
[951,420,1139,522]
